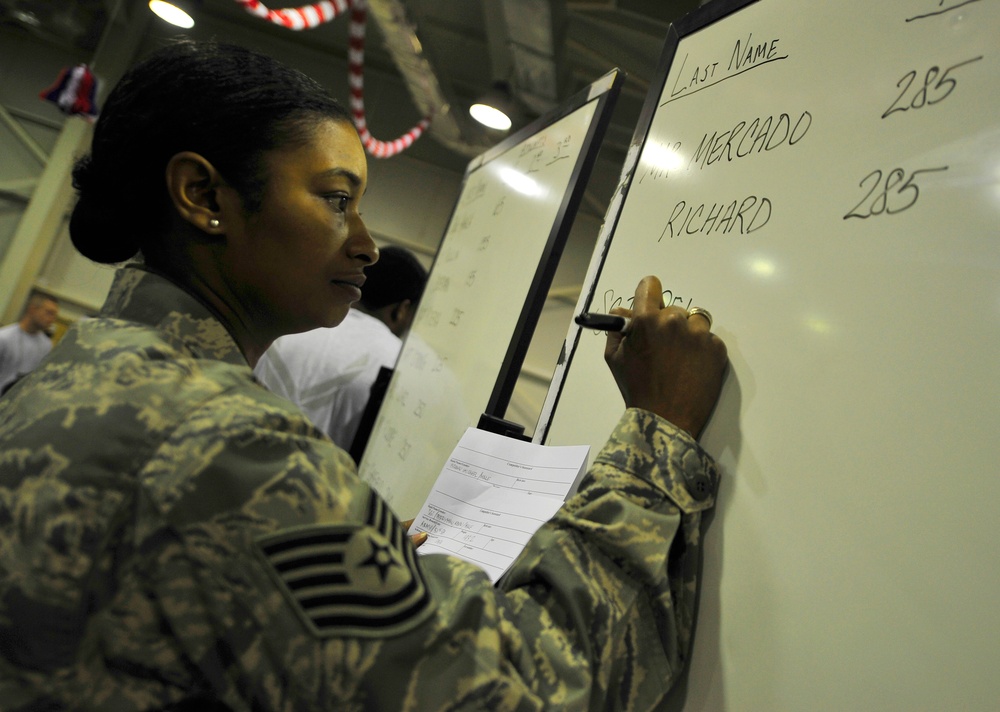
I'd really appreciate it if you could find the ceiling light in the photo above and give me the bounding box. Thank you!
[148,0,195,29]
[470,81,515,131]
[11,9,41,27]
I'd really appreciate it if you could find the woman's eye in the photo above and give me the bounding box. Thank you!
[327,194,350,212]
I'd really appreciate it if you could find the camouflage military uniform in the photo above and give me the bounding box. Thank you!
[0,264,720,711]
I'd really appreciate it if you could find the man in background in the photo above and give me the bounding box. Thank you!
[255,245,427,454]
[0,293,59,395]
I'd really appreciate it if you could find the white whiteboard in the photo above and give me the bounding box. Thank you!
[359,71,621,518]
[539,1,1000,710]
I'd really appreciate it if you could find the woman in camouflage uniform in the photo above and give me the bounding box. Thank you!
[0,40,728,711]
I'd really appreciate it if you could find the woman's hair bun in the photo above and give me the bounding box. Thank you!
[68,155,140,264]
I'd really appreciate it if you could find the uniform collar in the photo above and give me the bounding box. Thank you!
[100,263,249,367]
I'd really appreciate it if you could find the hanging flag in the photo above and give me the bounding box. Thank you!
[40,64,100,120]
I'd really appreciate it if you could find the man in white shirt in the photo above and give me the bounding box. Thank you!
[0,293,59,395]
[255,246,427,455]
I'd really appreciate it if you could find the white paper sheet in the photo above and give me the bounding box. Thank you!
[410,427,590,583]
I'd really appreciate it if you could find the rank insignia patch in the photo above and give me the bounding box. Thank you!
[257,494,434,638]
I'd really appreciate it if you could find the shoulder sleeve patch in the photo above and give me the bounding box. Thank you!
[255,494,435,639]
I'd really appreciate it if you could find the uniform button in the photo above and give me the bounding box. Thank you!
[686,475,710,501]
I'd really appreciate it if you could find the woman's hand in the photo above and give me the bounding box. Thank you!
[603,275,729,439]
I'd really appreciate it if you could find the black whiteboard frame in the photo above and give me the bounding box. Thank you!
[535,0,759,443]
[462,70,624,419]
[358,69,624,496]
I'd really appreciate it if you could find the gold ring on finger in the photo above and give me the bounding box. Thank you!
[687,307,713,329]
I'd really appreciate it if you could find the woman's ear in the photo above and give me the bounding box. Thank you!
[165,151,227,235]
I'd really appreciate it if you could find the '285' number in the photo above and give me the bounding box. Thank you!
[843,166,948,220]
[882,56,982,119]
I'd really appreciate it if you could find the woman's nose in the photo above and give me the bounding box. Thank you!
[348,215,378,265]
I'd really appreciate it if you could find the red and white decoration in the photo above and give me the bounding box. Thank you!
[234,0,432,157]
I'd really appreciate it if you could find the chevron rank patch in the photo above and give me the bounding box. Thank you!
[256,494,434,638]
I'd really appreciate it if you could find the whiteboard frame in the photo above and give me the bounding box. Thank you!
[534,0,758,443]
[477,70,624,419]
[356,69,622,466]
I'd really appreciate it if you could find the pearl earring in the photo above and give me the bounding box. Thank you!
[209,218,220,229]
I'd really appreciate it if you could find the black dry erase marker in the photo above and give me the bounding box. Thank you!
[575,312,632,333]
